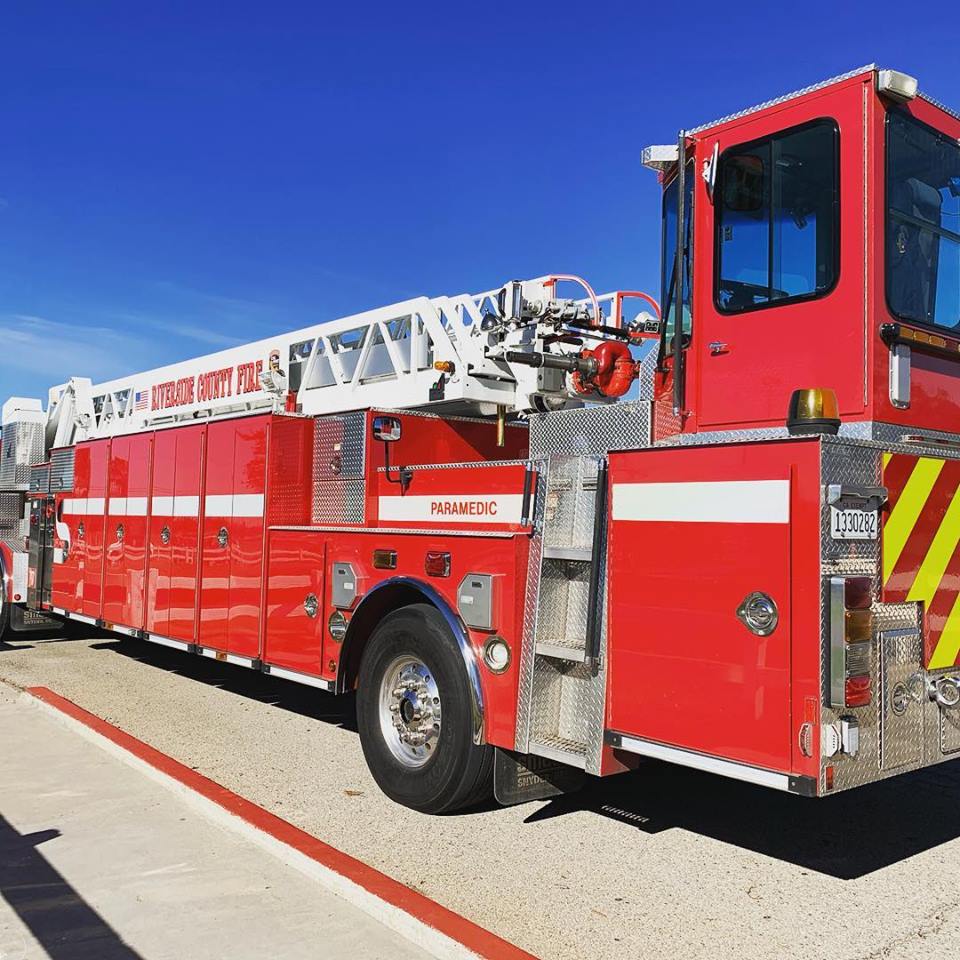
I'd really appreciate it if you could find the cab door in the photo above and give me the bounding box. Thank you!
[694,78,866,430]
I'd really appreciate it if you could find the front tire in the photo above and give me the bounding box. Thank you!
[356,603,493,813]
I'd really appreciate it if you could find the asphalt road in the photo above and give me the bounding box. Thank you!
[4,632,960,960]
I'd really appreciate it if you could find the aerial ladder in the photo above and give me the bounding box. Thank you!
[35,275,660,449]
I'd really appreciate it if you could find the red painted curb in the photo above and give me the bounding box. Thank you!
[27,686,539,960]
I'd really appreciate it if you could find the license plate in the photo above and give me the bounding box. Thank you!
[830,506,878,541]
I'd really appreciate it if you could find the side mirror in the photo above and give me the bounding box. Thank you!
[372,415,401,442]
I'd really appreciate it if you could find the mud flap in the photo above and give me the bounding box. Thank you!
[493,748,586,806]
[10,604,62,633]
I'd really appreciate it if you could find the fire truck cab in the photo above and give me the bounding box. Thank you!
[3,64,960,813]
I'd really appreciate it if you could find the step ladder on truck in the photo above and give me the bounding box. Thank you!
[4,64,960,812]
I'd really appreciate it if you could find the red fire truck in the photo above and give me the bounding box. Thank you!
[3,64,960,812]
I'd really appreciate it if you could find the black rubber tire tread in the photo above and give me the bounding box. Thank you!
[356,603,493,814]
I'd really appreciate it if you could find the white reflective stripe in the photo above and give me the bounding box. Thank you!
[377,494,523,524]
[611,480,790,524]
[173,495,200,517]
[231,493,264,518]
[151,496,174,515]
[109,497,127,516]
[63,497,106,515]
[204,494,234,517]
[204,493,265,518]
[126,497,148,517]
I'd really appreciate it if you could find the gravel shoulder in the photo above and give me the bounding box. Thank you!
[4,633,960,960]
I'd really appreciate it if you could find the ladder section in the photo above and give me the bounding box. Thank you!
[522,454,610,772]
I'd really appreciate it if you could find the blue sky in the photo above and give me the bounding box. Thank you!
[1,2,957,400]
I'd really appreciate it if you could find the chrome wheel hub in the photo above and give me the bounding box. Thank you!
[379,656,441,767]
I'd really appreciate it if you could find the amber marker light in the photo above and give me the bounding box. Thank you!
[786,388,841,436]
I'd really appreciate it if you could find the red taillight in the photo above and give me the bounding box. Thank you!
[845,675,872,708]
[424,551,451,578]
[844,577,873,610]
[830,576,875,710]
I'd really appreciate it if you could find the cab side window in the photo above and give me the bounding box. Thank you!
[715,119,840,313]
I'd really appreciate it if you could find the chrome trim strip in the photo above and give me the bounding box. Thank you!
[269,525,517,539]
[375,458,528,473]
[198,647,257,668]
[263,663,335,692]
[608,731,793,792]
[61,610,98,626]
[143,633,191,652]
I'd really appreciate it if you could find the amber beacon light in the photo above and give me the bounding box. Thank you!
[786,388,841,436]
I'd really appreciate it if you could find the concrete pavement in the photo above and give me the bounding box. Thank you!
[5,633,960,959]
[0,682,425,960]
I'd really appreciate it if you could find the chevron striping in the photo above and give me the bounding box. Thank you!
[882,457,946,586]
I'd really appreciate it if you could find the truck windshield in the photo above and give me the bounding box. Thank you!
[887,110,960,332]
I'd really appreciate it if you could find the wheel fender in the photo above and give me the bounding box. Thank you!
[339,576,486,745]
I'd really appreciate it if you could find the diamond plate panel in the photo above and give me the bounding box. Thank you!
[312,479,365,524]
[542,456,599,551]
[314,412,366,480]
[30,464,50,494]
[939,705,960,755]
[49,447,75,493]
[819,435,960,794]
[535,559,591,648]
[529,401,650,459]
[0,421,45,491]
[878,630,924,770]
[515,469,547,754]
[0,493,22,527]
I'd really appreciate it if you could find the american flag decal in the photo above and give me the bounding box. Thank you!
[134,389,149,411]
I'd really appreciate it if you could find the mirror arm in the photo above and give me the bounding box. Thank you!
[672,129,688,418]
[382,442,412,492]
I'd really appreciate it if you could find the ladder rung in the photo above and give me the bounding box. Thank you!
[542,545,593,561]
[535,640,587,662]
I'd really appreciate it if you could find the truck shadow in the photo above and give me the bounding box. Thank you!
[527,758,960,880]
[0,814,143,959]
[91,635,960,880]
[90,636,357,731]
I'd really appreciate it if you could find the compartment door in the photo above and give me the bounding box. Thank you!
[607,450,793,772]
[80,440,109,619]
[146,430,175,637]
[199,417,268,658]
[103,434,152,628]
[263,531,326,674]
[226,418,267,657]
[168,426,205,641]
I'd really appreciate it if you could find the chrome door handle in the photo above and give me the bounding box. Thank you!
[709,341,729,355]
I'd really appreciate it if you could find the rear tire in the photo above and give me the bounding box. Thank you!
[356,603,493,813]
